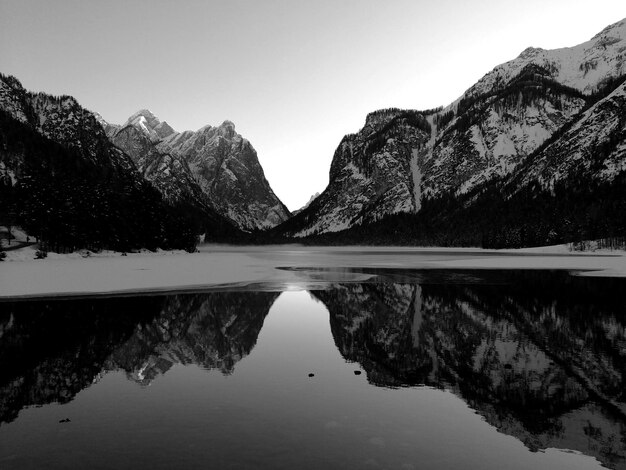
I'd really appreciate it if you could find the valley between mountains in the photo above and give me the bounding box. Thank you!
[1,18,626,252]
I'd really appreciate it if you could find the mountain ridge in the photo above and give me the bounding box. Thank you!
[0,73,240,251]
[275,17,626,246]
[103,109,290,231]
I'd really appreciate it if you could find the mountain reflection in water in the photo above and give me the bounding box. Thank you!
[1,270,626,469]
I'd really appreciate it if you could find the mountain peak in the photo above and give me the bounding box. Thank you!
[128,108,157,120]
[217,120,236,138]
[123,109,175,139]
[592,18,626,40]
[517,46,544,60]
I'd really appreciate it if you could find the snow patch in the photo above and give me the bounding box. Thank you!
[410,148,421,213]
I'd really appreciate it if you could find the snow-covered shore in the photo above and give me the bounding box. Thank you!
[1,243,625,299]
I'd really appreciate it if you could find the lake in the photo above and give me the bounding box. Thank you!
[1,269,626,469]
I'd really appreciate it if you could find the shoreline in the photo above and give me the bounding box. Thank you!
[2,244,626,300]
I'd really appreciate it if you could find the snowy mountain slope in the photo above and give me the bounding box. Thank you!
[0,74,136,176]
[512,79,626,191]
[461,18,626,99]
[280,109,431,237]
[0,74,30,124]
[0,73,238,249]
[158,119,290,231]
[422,66,587,198]
[123,109,175,141]
[108,121,210,207]
[104,110,290,231]
[282,18,626,238]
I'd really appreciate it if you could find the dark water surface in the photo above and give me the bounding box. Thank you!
[2,270,626,469]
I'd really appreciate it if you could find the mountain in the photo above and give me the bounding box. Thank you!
[100,111,215,213]
[279,109,431,236]
[279,18,626,245]
[292,192,320,216]
[103,110,290,231]
[0,74,225,252]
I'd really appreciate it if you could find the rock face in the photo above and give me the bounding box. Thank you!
[104,114,209,207]
[512,79,626,192]
[104,110,290,231]
[281,110,431,236]
[0,75,136,177]
[283,18,626,238]
[0,74,239,249]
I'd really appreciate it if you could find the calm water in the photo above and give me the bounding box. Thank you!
[2,270,626,469]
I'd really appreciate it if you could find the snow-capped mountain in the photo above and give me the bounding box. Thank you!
[102,113,210,208]
[0,74,238,250]
[280,109,431,236]
[513,79,626,191]
[0,74,136,176]
[104,110,290,231]
[464,18,626,98]
[282,18,626,240]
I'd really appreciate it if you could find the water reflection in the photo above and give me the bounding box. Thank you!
[314,271,626,468]
[0,292,279,423]
[1,271,626,469]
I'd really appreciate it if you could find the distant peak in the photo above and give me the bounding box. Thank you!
[592,18,626,40]
[123,109,166,139]
[92,111,108,125]
[125,108,159,124]
[364,108,408,128]
[0,73,24,90]
[154,120,176,138]
[132,108,156,119]
[517,47,544,60]
[218,120,236,138]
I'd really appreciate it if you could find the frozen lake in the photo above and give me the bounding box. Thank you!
[2,269,626,469]
[1,245,625,299]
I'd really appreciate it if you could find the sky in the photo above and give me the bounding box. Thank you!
[1,0,625,211]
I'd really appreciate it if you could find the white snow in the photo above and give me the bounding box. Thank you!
[410,148,421,212]
[1,244,626,299]
[464,19,626,99]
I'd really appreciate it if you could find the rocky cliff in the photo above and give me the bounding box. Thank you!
[104,110,290,231]
[281,18,626,242]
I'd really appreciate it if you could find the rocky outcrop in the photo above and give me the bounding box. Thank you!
[280,110,431,236]
[283,18,626,238]
[104,110,290,231]
[0,74,220,251]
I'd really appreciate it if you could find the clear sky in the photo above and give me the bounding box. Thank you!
[1,0,625,210]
